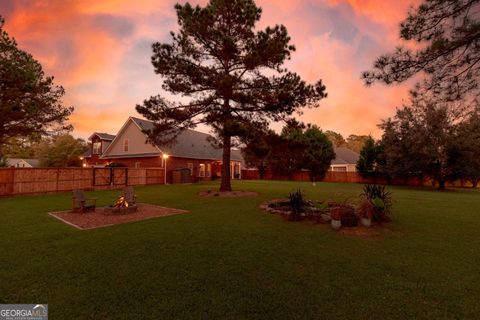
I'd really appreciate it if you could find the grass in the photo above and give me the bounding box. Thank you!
[0,180,479,319]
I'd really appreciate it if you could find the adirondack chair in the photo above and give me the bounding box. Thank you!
[72,190,97,213]
[122,186,137,204]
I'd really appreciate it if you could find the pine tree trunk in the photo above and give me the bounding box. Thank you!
[438,179,446,191]
[472,178,479,188]
[220,133,232,191]
[259,165,265,179]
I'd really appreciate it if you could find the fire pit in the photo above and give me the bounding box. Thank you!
[104,196,138,215]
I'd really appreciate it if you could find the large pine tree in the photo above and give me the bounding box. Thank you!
[136,0,327,191]
[363,0,480,103]
[0,16,73,160]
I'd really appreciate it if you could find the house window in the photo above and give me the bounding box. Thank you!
[332,166,347,172]
[93,141,101,154]
[187,163,193,176]
[206,163,211,177]
[199,164,205,177]
[135,162,141,168]
[123,139,129,152]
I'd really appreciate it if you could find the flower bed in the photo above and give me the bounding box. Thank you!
[260,185,393,231]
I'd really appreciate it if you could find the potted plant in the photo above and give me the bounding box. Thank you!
[315,201,331,222]
[357,199,374,227]
[330,206,342,230]
[360,184,393,223]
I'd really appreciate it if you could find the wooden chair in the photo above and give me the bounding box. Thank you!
[123,186,137,204]
[72,190,97,213]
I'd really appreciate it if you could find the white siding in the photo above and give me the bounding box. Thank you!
[104,120,160,156]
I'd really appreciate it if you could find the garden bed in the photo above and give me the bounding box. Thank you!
[259,185,393,235]
[198,190,259,197]
[49,203,188,230]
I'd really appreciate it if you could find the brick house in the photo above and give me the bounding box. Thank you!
[82,117,243,183]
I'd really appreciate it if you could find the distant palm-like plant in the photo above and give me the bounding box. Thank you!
[360,184,393,222]
[288,189,305,221]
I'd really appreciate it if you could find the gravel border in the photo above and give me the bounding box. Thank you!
[49,203,188,230]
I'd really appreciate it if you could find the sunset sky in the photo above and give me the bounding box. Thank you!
[1,0,419,140]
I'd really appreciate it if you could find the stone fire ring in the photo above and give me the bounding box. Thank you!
[104,204,138,215]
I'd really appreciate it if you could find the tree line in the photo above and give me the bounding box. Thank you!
[357,98,480,190]
[241,120,335,181]
[359,0,480,191]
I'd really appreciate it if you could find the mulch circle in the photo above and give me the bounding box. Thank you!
[197,190,259,197]
[49,203,188,230]
[259,199,392,238]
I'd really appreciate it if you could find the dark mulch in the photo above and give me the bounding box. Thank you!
[49,203,188,230]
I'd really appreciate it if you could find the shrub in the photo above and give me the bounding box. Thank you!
[357,199,375,219]
[288,189,305,221]
[106,162,126,167]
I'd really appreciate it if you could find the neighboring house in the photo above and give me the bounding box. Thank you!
[6,158,40,168]
[83,117,243,183]
[330,147,359,172]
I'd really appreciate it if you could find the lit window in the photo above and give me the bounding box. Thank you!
[206,163,211,177]
[199,164,205,177]
[135,162,141,168]
[187,163,193,176]
[123,139,129,152]
[93,141,101,154]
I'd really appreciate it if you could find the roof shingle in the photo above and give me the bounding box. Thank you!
[130,117,242,161]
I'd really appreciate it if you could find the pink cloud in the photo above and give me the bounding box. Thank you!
[1,0,419,139]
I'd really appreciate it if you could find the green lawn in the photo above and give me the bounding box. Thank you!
[1,181,479,319]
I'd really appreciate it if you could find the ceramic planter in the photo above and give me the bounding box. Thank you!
[331,219,341,230]
[360,217,371,227]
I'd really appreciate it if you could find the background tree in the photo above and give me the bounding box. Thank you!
[2,135,41,159]
[380,98,463,190]
[35,134,88,167]
[324,130,346,147]
[240,126,276,179]
[302,125,335,182]
[0,16,73,161]
[135,0,326,191]
[268,120,306,180]
[356,136,383,181]
[345,134,369,153]
[363,0,480,104]
[455,105,480,187]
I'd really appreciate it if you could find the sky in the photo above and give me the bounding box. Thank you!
[1,0,420,140]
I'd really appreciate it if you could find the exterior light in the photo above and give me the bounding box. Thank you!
[162,154,169,184]
[82,163,87,167]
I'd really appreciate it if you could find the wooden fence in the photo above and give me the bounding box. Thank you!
[241,169,478,188]
[0,167,165,196]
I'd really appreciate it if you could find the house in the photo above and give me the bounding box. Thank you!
[329,147,359,172]
[6,158,39,168]
[82,117,243,183]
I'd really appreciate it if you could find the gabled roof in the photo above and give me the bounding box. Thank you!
[88,132,116,141]
[332,147,359,165]
[104,117,242,161]
[6,158,40,167]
